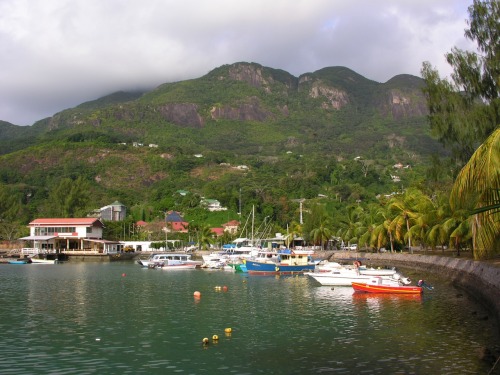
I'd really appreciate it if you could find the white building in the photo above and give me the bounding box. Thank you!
[20,218,121,255]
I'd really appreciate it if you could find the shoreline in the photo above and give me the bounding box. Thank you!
[324,251,500,334]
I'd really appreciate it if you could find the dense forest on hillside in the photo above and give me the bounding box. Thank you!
[0,47,498,258]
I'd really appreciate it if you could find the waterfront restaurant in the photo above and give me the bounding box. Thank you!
[20,218,121,255]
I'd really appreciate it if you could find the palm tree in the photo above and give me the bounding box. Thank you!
[407,193,436,252]
[372,206,396,252]
[358,204,382,252]
[442,207,473,256]
[336,205,363,248]
[310,220,333,250]
[286,221,303,248]
[427,193,452,253]
[388,189,422,253]
[450,127,500,259]
[197,225,215,250]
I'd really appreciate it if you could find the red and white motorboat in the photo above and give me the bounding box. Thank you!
[352,276,423,294]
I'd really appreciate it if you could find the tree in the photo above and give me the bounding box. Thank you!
[197,225,215,250]
[388,190,422,253]
[336,205,363,247]
[421,0,500,164]
[450,127,500,258]
[44,176,91,217]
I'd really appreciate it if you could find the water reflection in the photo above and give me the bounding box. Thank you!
[0,264,497,374]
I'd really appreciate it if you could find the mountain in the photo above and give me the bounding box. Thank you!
[0,62,444,225]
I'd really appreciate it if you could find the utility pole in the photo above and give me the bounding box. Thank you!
[160,210,168,251]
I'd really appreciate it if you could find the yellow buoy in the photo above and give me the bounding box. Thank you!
[212,334,219,341]
[202,337,209,345]
[224,327,232,333]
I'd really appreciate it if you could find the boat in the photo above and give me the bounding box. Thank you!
[137,253,201,269]
[351,277,423,294]
[358,266,398,276]
[245,249,315,275]
[8,259,31,264]
[28,255,60,264]
[306,267,409,286]
[316,260,344,272]
[201,251,234,269]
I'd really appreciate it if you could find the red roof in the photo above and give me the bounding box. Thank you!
[223,220,240,227]
[136,220,148,227]
[170,222,188,232]
[211,227,224,236]
[29,218,104,227]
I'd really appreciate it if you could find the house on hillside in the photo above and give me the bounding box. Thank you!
[20,218,121,255]
[201,198,227,212]
[165,211,189,233]
[100,201,127,221]
[222,220,240,234]
[211,227,224,237]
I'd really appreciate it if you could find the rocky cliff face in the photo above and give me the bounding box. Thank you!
[158,103,205,128]
[383,90,428,120]
[210,96,275,121]
[308,80,349,110]
[26,62,429,131]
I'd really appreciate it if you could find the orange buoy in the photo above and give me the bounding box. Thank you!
[193,291,201,298]
[222,286,228,292]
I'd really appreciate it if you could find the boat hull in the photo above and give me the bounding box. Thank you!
[245,260,314,275]
[351,282,422,294]
[306,272,373,286]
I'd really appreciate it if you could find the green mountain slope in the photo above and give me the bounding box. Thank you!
[0,62,445,225]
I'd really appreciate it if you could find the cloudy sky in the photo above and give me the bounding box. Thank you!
[1,0,475,125]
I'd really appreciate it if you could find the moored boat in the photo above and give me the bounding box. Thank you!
[137,253,201,269]
[352,277,423,294]
[8,259,31,264]
[306,268,409,286]
[245,249,315,275]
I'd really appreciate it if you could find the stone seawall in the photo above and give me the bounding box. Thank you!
[324,251,500,328]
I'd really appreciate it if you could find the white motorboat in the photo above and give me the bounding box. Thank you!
[358,267,397,276]
[306,267,410,286]
[137,253,201,269]
[28,255,60,264]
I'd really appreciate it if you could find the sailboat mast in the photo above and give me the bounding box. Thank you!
[251,205,255,245]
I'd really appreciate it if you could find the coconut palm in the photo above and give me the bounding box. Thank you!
[358,203,382,252]
[407,193,436,252]
[372,206,396,252]
[336,205,363,248]
[442,207,473,256]
[197,225,215,250]
[310,220,333,250]
[450,127,500,259]
[388,189,423,253]
[286,221,303,248]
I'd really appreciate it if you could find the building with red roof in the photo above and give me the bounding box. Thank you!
[20,218,120,255]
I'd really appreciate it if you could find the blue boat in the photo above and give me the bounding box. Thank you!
[8,259,31,264]
[245,249,315,275]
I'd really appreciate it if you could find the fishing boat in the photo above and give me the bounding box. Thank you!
[245,249,315,275]
[351,276,423,294]
[137,253,201,269]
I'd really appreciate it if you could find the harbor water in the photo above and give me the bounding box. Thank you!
[0,262,498,374]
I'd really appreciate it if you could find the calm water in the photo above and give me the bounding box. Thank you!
[0,262,498,374]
